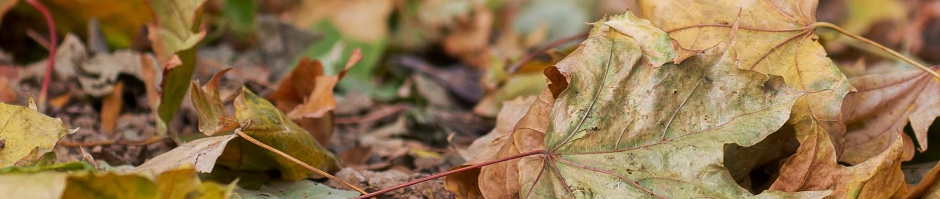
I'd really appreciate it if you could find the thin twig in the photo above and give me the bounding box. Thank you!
[25,29,50,50]
[25,0,57,110]
[234,129,368,195]
[354,150,547,199]
[812,22,940,80]
[506,31,588,74]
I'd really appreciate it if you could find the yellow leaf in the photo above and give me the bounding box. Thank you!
[0,100,72,167]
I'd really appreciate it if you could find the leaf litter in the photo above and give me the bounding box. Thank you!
[2,0,940,198]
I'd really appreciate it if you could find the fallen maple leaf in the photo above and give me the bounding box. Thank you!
[462,13,824,198]
[840,67,940,164]
[639,0,852,161]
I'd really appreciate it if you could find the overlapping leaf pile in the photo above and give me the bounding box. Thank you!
[446,0,940,198]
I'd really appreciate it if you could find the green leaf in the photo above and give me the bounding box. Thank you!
[146,0,207,136]
[146,0,206,64]
[221,0,256,37]
[216,88,341,181]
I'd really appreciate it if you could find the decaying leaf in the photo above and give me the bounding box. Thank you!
[0,100,73,167]
[841,67,940,164]
[464,13,820,198]
[445,95,540,199]
[535,15,806,198]
[639,0,852,161]
[133,133,237,174]
[771,129,907,198]
[190,68,239,136]
[639,0,844,90]
[457,96,536,160]
[216,88,341,181]
[268,51,359,145]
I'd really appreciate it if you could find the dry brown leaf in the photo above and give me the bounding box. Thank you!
[445,95,540,199]
[267,58,331,145]
[457,96,536,160]
[100,81,123,135]
[190,69,238,136]
[905,162,940,198]
[268,51,359,145]
[133,133,237,174]
[771,129,907,198]
[444,88,555,198]
[841,67,940,164]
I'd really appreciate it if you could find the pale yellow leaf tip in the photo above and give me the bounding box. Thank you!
[28,95,36,110]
